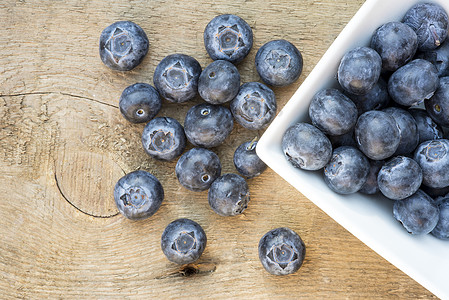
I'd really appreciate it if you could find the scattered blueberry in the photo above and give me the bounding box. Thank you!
[403,2,449,51]
[255,39,303,86]
[425,76,449,127]
[161,218,207,264]
[345,77,390,115]
[354,110,400,160]
[337,46,382,95]
[113,170,164,220]
[153,54,202,103]
[377,156,422,200]
[323,146,370,195]
[198,60,241,104]
[99,21,149,71]
[119,83,161,123]
[382,107,419,156]
[175,147,221,192]
[413,139,449,188]
[282,122,332,171]
[359,159,384,195]
[431,198,449,240]
[370,21,418,72]
[258,227,305,276]
[204,14,253,63]
[233,139,268,178]
[409,108,444,144]
[388,59,439,107]
[308,88,358,136]
[208,173,250,216]
[184,103,233,148]
[393,190,439,235]
[230,82,276,130]
[141,117,186,161]
[416,39,449,77]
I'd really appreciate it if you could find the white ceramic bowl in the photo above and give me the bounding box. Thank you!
[256,0,449,298]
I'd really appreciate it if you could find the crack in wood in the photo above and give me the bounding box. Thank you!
[154,263,217,280]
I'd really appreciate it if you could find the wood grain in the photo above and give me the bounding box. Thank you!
[0,0,436,298]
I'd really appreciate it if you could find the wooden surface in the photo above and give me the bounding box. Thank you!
[0,0,437,299]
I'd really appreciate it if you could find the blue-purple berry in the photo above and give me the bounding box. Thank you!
[119,83,161,124]
[208,173,250,216]
[233,140,267,178]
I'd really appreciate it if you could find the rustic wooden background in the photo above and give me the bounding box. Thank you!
[0,0,437,298]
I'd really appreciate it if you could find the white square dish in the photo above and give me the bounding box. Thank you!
[256,0,449,298]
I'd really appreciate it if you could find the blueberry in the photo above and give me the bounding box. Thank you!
[175,147,221,192]
[388,59,439,107]
[431,198,449,240]
[208,173,250,216]
[370,22,418,72]
[198,60,240,104]
[324,146,370,195]
[413,139,449,188]
[99,21,149,71]
[416,39,449,77]
[359,159,384,195]
[345,77,390,115]
[153,54,202,103]
[204,14,253,63]
[119,83,161,123]
[377,156,422,200]
[354,110,400,160]
[308,88,358,136]
[184,103,233,148]
[337,46,382,95]
[425,76,449,127]
[382,107,419,156]
[282,122,332,171]
[403,2,449,51]
[141,117,186,161]
[230,82,276,130]
[258,227,305,276]
[393,190,439,235]
[161,218,207,264]
[113,170,164,220]
[409,108,444,144]
[255,39,303,87]
[233,139,268,178]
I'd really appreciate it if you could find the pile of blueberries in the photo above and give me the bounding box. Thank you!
[100,14,305,274]
[282,2,449,239]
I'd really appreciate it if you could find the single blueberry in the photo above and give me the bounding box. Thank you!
[393,190,439,235]
[175,147,221,192]
[184,103,233,148]
[324,146,370,195]
[204,14,253,63]
[258,227,306,276]
[230,82,276,130]
[403,2,449,51]
[409,108,444,144]
[370,21,418,72]
[282,122,332,171]
[416,39,449,77]
[99,21,149,71]
[308,88,358,136]
[377,156,422,200]
[425,76,449,127]
[233,139,268,178]
[119,83,161,123]
[337,46,382,95]
[413,139,449,188]
[113,170,164,220]
[345,77,390,115]
[153,54,202,103]
[359,159,384,195]
[141,117,186,161]
[255,39,303,87]
[208,173,250,216]
[161,218,207,264]
[388,59,439,107]
[354,110,400,160]
[382,107,419,156]
[431,198,449,240]
[198,60,241,104]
